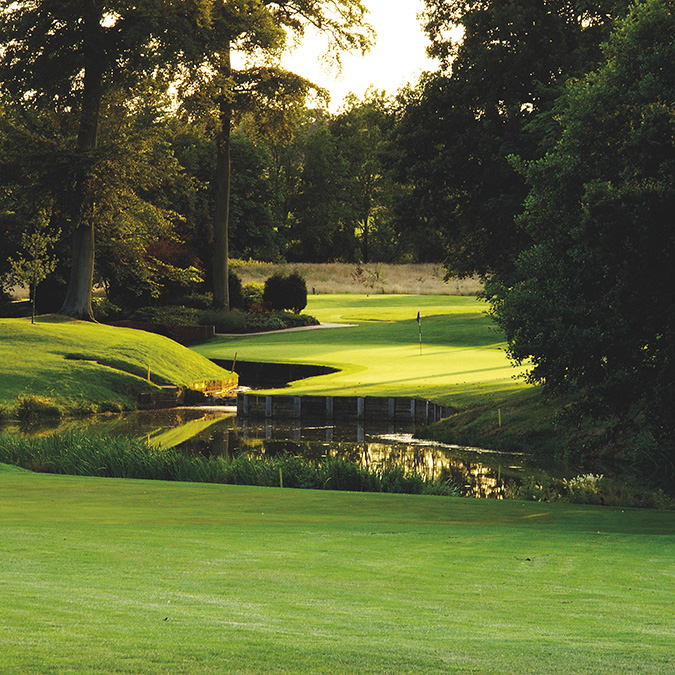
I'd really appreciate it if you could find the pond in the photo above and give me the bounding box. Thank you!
[2,406,587,499]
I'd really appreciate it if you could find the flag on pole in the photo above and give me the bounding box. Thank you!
[417,312,422,355]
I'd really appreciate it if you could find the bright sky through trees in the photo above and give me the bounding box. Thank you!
[282,0,437,110]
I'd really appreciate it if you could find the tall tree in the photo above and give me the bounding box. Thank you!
[180,0,372,309]
[487,0,675,449]
[331,90,397,263]
[287,117,355,261]
[0,0,214,319]
[397,0,621,277]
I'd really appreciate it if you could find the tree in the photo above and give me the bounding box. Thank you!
[287,118,356,261]
[396,0,621,277]
[180,0,372,309]
[487,0,675,448]
[0,1,215,319]
[331,90,398,262]
[9,207,60,324]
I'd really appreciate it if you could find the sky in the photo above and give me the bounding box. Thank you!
[281,0,438,111]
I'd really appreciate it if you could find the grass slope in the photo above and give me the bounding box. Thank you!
[0,315,235,416]
[194,294,530,407]
[1,468,674,675]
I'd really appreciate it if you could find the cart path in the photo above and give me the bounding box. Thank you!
[217,322,357,337]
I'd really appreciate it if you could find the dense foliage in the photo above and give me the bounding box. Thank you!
[487,0,675,451]
[263,271,308,314]
[395,0,622,277]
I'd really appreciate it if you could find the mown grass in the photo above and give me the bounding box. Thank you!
[1,467,674,674]
[0,315,235,418]
[194,294,530,408]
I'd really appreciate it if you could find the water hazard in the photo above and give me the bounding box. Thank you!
[3,407,570,498]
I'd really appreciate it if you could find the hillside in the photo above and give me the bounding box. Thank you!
[0,316,235,418]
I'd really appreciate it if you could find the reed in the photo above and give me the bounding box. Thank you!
[0,432,459,496]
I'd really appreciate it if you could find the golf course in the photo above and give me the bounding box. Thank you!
[194,294,531,406]
[2,464,675,675]
[2,292,674,673]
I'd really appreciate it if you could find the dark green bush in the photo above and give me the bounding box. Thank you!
[263,271,307,314]
[92,296,123,321]
[243,314,286,332]
[198,308,245,333]
[173,292,213,310]
[269,311,319,328]
[131,305,200,325]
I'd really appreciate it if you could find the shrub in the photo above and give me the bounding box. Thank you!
[263,271,307,314]
[269,311,319,328]
[173,292,213,310]
[242,313,285,332]
[562,473,605,504]
[131,305,200,325]
[92,296,123,321]
[242,282,264,312]
[198,309,245,333]
[15,394,62,421]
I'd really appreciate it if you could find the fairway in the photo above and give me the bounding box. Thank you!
[194,294,530,407]
[2,465,674,675]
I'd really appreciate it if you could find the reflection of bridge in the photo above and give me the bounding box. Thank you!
[235,421,505,499]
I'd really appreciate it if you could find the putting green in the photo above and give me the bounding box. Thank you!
[194,295,530,407]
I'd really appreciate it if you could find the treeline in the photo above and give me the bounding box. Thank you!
[1,0,673,460]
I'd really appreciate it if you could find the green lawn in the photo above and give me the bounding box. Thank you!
[2,465,674,675]
[0,315,235,416]
[194,294,530,407]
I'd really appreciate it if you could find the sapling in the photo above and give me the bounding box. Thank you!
[9,207,60,324]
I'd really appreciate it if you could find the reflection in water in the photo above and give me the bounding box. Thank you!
[4,408,560,499]
[164,412,532,499]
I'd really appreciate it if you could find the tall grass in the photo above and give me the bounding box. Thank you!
[0,432,458,496]
[231,261,482,296]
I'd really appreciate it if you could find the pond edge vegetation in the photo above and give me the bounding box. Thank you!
[0,432,670,509]
[0,432,458,497]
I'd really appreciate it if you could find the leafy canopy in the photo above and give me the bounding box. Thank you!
[487,0,675,443]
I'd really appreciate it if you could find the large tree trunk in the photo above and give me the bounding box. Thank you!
[59,1,104,320]
[212,48,232,312]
